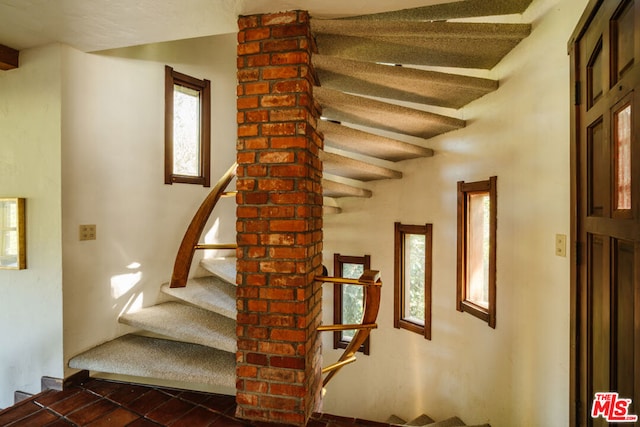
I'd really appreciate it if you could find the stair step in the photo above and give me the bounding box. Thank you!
[161,276,236,320]
[386,415,407,425]
[425,417,466,427]
[314,55,497,110]
[200,257,237,285]
[321,151,402,182]
[68,334,235,389]
[311,21,531,69]
[319,120,433,162]
[119,302,236,353]
[406,414,435,425]
[315,86,464,140]
[323,179,372,198]
[323,205,342,215]
[344,0,533,22]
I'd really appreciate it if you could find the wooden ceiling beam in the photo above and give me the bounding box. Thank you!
[0,44,19,70]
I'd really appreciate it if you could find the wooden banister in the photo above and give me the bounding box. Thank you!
[317,270,382,386]
[170,163,237,288]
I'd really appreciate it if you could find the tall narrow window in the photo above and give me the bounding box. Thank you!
[457,177,497,328]
[165,66,211,187]
[334,254,371,354]
[394,223,432,340]
[613,100,632,215]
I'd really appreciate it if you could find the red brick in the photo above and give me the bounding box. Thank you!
[272,80,310,94]
[270,357,306,370]
[238,42,261,56]
[247,300,268,312]
[259,288,295,300]
[269,108,307,122]
[243,220,269,232]
[237,152,256,164]
[269,247,307,259]
[271,52,310,65]
[246,274,267,286]
[238,16,259,30]
[238,69,260,82]
[237,96,259,110]
[263,39,299,52]
[262,11,299,26]
[237,287,259,298]
[244,82,270,95]
[270,136,308,149]
[270,301,306,314]
[237,313,259,325]
[244,138,269,150]
[245,110,269,123]
[247,246,266,258]
[259,151,295,163]
[260,234,295,246]
[270,193,308,204]
[271,329,306,342]
[237,393,258,406]
[259,261,295,273]
[259,314,296,327]
[270,165,308,177]
[259,367,296,383]
[272,24,309,39]
[237,206,258,218]
[262,123,296,136]
[243,191,269,204]
[245,380,268,393]
[260,395,298,411]
[245,27,271,41]
[247,54,270,67]
[270,219,307,232]
[257,179,294,192]
[270,382,306,397]
[237,365,258,378]
[259,206,295,218]
[258,341,297,356]
[247,326,269,339]
[246,353,268,366]
[261,94,297,108]
[263,66,299,80]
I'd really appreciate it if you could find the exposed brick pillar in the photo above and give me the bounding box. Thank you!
[235,10,324,426]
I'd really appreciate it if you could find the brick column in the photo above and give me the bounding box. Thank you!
[235,11,323,426]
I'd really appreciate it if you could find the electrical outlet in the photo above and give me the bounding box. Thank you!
[79,224,96,241]
[555,234,566,257]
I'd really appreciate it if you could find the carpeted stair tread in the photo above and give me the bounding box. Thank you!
[406,414,435,425]
[343,0,534,22]
[311,20,531,69]
[161,276,236,320]
[315,86,464,140]
[425,417,466,427]
[319,120,433,162]
[320,151,402,182]
[68,334,235,388]
[322,179,372,199]
[200,257,237,285]
[314,55,497,110]
[386,415,407,425]
[118,302,236,353]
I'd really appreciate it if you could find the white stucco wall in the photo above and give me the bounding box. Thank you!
[0,45,64,409]
[60,34,238,375]
[321,1,588,426]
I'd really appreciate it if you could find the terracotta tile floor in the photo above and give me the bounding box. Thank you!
[0,378,391,427]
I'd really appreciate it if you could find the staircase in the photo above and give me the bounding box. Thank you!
[313,0,533,205]
[68,259,239,393]
[69,0,534,416]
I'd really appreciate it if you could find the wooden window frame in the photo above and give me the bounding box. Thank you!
[164,65,211,187]
[456,176,497,328]
[333,253,371,355]
[393,222,433,340]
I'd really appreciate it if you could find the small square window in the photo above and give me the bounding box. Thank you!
[165,66,211,187]
[394,223,432,340]
[456,177,497,328]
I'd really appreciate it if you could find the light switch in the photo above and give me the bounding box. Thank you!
[79,224,96,241]
[555,234,566,257]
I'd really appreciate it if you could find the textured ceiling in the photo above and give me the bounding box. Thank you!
[0,0,461,52]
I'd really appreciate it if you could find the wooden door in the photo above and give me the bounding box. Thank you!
[571,0,640,425]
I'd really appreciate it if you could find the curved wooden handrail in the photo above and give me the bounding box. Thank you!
[317,270,382,386]
[170,163,237,288]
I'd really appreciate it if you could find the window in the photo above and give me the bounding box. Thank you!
[165,66,211,187]
[456,177,497,328]
[334,254,371,354]
[394,223,432,339]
